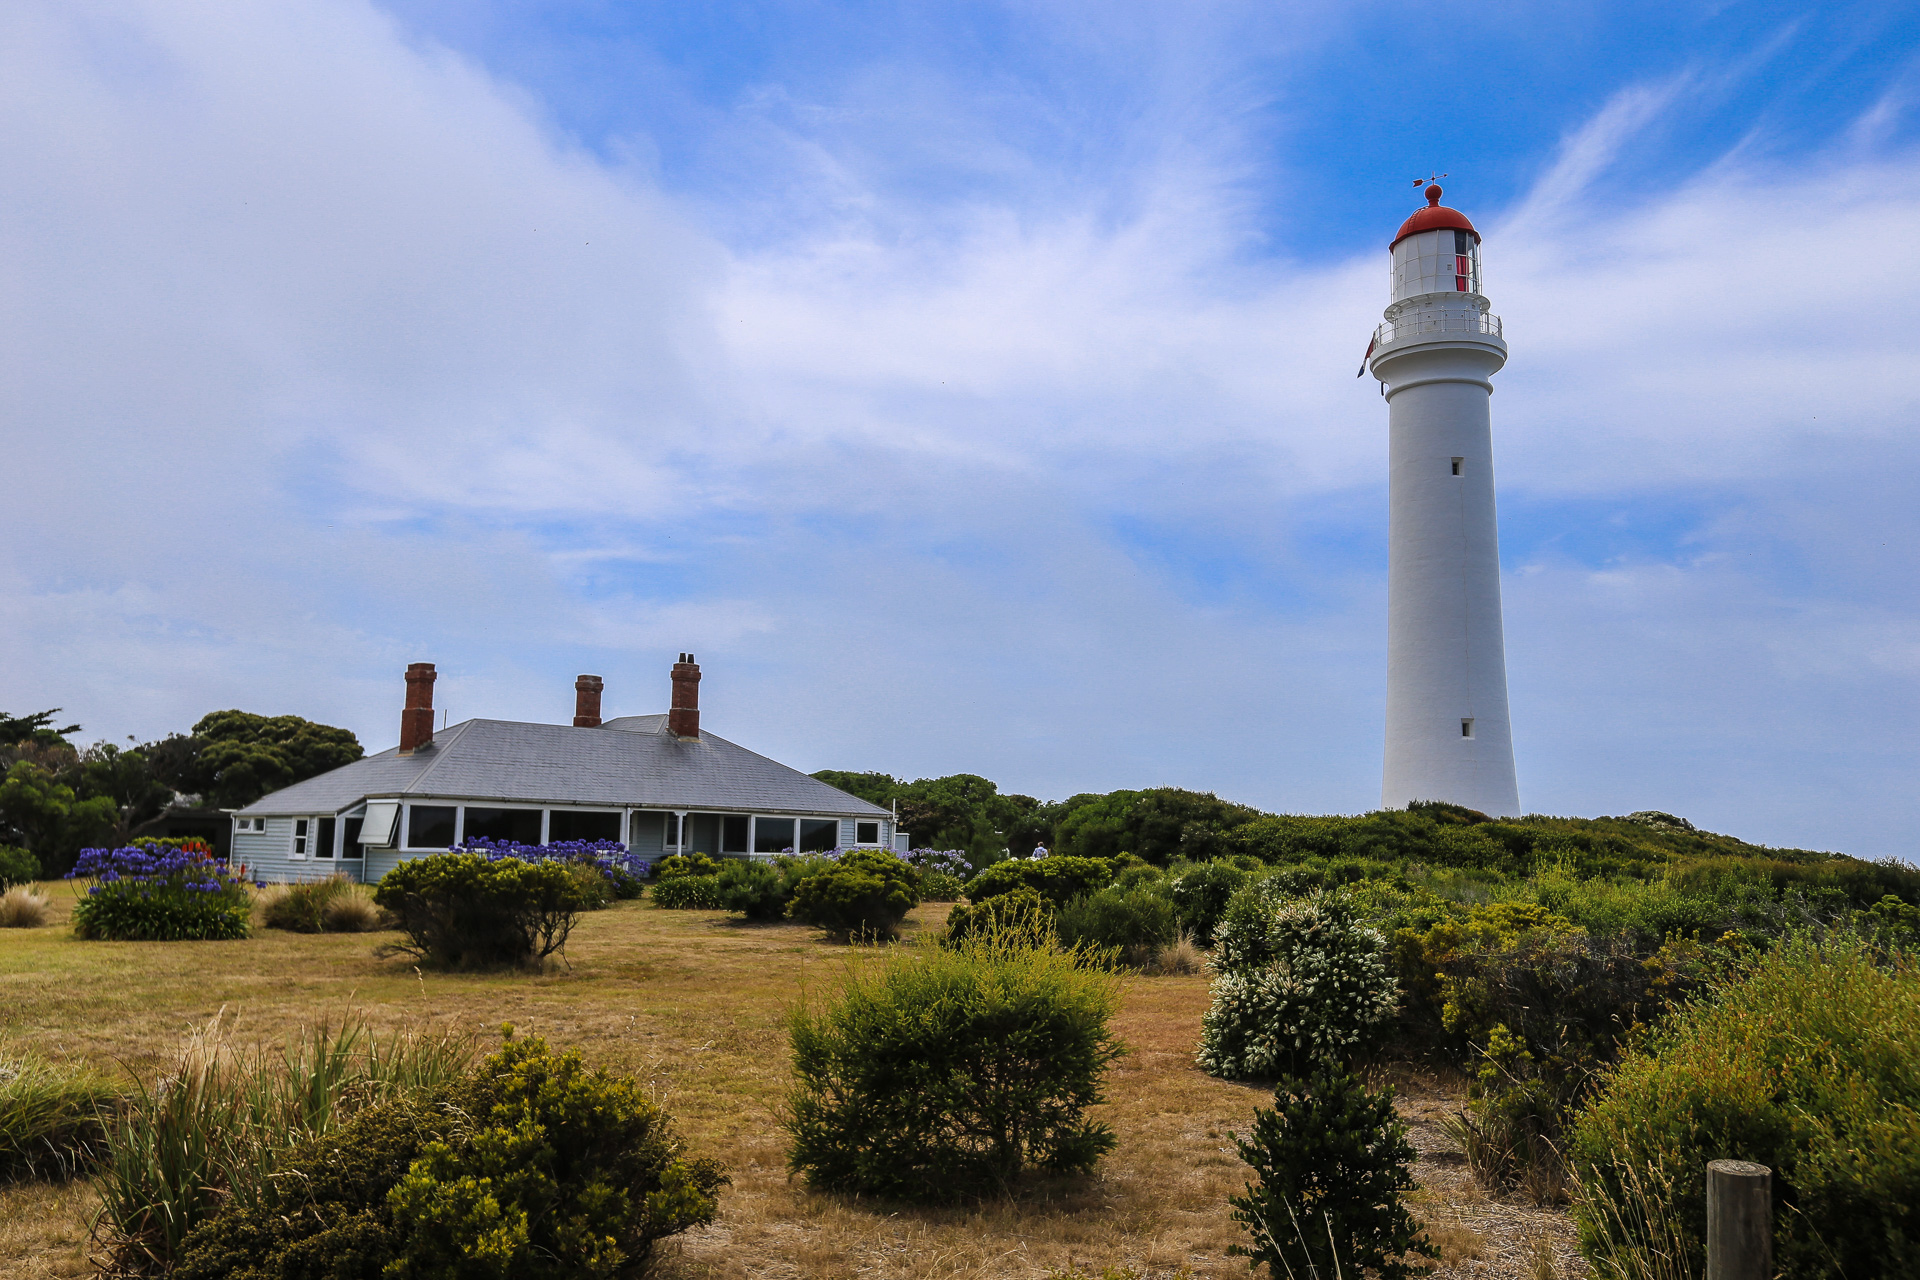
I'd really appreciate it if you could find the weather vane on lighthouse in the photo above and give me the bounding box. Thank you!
[1361,179,1521,817]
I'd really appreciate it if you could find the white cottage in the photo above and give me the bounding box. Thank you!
[229,656,895,883]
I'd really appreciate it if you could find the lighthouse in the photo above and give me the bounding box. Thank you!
[1367,184,1520,817]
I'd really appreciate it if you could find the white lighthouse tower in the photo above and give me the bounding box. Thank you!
[1367,184,1520,816]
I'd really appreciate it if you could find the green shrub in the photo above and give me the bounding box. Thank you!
[1196,892,1398,1080]
[785,929,1122,1199]
[787,850,919,940]
[1569,936,1920,1280]
[1228,1069,1436,1280]
[963,855,1113,908]
[0,1048,119,1179]
[174,1032,725,1280]
[1111,863,1164,892]
[96,1015,474,1275]
[1055,886,1178,965]
[384,1033,727,1278]
[0,845,38,891]
[655,852,719,879]
[68,845,253,942]
[1167,860,1249,946]
[650,873,723,910]
[943,886,1055,945]
[916,870,965,902]
[716,858,791,920]
[373,852,583,967]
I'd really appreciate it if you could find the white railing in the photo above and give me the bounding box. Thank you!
[1373,311,1504,347]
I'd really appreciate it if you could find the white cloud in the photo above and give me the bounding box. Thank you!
[0,2,1915,855]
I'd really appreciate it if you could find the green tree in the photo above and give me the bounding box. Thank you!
[80,742,178,845]
[184,711,363,808]
[0,709,83,748]
[1051,787,1264,864]
[0,760,118,876]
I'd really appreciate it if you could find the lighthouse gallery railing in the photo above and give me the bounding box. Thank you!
[1373,311,1504,347]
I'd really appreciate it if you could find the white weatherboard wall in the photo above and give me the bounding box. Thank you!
[1369,216,1521,817]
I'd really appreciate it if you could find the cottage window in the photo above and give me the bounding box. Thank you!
[798,819,839,853]
[755,817,797,855]
[407,805,457,849]
[723,815,750,854]
[315,817,336,859]
[463,807,541,845]
[855,820,881,845]
[548,810,621,844]
[292,819,309,857]
[360,802,400,848]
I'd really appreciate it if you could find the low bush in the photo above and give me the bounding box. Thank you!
[260,876,386,933]
[1167,860,1249,946]
[717,858,792,920]
[1196,891,1398,1080]
[785,928,1123,1199]
[67,845,252,942]
[172,1030,724,1280]
[0,885,53,929]
[655,852,720,880]
[650,873,723,910]
[787,850,919,940]
[964,855,1113,908]
[373,852,583,967]
[0,1048,120,1179]
[1055,885,1178,966]
[916,870,966,901]
[95,1014,474,1275]
[460,837,650,906]
[1569,935,1920,1280]
[0,845,39,891]
[1228,1069,1435,1280]
[943,886,1054,945]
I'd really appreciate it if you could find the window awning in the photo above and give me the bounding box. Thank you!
[360,801,400,848]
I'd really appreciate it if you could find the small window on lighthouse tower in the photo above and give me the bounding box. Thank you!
[1461,718,1475,739]
[1451,457,1463,475]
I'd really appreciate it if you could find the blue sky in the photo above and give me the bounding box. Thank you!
[2,0,1917,856]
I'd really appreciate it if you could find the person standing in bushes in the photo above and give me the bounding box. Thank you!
[1030,842,1048,860]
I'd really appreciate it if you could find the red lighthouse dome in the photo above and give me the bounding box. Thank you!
[1391,184,1479,250]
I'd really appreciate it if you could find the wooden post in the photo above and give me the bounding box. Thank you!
[1706,1159,1771,1280]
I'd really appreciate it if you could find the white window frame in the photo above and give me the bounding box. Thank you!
[234,816,265,834]
[854,820,882,847]
[291,817,310,860]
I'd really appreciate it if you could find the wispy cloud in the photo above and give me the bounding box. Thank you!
[1,0,1916,855]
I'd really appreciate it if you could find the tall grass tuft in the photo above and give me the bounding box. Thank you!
[1569,1159,1696,1280]
[0,1049,120,1180]
[92,1011,474,1275]
[0,885,53,929]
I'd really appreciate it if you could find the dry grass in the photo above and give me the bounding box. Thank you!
[0,886,54,929]
[0,887,1582,1278]
[1152,933,1205,976]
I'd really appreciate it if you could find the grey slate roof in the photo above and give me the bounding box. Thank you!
[234,715,889,819]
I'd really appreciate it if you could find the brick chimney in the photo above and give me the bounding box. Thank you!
[668,653,700,739]
[398,662,436,754]
[573,674,604,727]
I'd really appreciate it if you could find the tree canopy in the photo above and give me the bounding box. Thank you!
[0,707,363,874]
[183,710,364,809]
